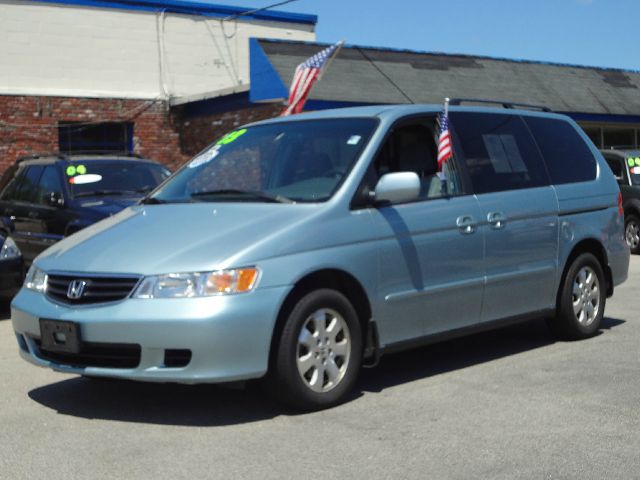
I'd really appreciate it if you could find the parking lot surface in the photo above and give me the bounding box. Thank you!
[1,257,639,480]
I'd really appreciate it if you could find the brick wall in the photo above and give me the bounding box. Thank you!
[174,103,282,157]
[0,94,284,176]
[0,95,189,174]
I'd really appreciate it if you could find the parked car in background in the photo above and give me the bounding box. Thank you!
[11,105,629,410]
[601,149,640,253]
[0,230,24,303]
[0,154,171,270]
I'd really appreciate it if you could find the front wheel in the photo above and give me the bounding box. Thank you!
[268,289,362,410]
[625,214,640,254]
[547,253,606,340]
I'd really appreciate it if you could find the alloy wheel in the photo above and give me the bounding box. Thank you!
[625,219,640,250]
[296,308,351,393]
[572,266,600,327]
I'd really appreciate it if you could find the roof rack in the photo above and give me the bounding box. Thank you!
[15,153,69,164]
[448,98,552,112]
[61,150,144,158]
[604,145,639,150]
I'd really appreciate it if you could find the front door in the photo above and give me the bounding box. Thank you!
[364,119,485,346]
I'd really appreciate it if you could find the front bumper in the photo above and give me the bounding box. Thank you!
[11,285,290,383]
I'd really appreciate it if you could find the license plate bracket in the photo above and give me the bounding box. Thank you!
[39,319,81,354]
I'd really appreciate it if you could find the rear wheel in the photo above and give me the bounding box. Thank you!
[547,252,605,340]
[625,214,640,254]
[268,289,362,410]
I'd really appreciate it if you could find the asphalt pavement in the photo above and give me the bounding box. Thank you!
[1,256,639,479]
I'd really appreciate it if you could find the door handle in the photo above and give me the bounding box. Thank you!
[487,211,507,229]
[456,215,477,234]
[28,211,39,219]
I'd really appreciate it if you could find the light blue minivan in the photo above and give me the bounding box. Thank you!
[11,104,629,409]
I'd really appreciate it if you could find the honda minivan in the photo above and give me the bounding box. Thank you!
[11,104,629,410]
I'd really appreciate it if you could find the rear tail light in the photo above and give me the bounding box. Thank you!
[618,192,624,216]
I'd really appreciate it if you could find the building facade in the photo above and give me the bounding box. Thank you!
[0,0,316,170]
[3,2,640,174]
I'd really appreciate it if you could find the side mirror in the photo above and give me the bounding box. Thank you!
[374,172,420,205]
[47,191,65,208]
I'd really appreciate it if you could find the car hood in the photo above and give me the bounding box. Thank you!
[74,195,143,217]
[36,203,324,275]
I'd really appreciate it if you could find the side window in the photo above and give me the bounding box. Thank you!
[0,167,26,201]
[604,155,627,184]
[15,166,44,203]
[450,112,549,194]
[36,166,63,205]
[524,116,597,184]
[373,121,461,200]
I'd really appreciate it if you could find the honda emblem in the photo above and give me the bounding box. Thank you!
[67,280,88,300]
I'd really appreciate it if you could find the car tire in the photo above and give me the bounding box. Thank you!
[625,214,640,254]
[547,252,606,340]
[268,289,362,411]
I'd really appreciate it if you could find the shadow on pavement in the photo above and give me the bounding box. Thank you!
[357,316,625,394]
[29,379,284,426]
[27,317,625,426]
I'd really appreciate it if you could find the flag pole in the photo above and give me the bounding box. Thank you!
[317,39,344,81]
[438,97,452,194]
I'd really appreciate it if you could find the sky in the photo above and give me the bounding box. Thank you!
[217,0,639,71]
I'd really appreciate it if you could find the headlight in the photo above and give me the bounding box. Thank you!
[24,265,47,292]
[132,267,259,299]
[0,236,21,261]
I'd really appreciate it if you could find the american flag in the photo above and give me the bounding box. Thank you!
[281,41,343,116]
[437,108,453,170]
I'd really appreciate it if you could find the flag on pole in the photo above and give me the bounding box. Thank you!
[281,41,344,116]
[437,99,453,170]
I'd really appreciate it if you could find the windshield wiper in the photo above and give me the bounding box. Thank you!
[190,189,293,204]
[74,190,140,198]
[140,197,166,205]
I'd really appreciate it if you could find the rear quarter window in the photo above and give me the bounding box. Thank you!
[524,116,597,184]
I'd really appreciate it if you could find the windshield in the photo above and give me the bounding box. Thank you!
[66,160,171,197]
[150,118,377,204]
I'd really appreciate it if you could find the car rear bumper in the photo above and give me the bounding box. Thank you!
[11,286,290,383]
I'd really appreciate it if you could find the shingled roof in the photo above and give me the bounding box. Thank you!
[250,39,640,115]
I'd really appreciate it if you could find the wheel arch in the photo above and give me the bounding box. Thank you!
[559,238,612,305]
[268,268,374,369]
[623,198,640,219]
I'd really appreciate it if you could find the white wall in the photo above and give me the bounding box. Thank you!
[0,0,315,100]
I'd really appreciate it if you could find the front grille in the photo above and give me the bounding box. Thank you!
[46,273,141,305]
[34,339,141,368]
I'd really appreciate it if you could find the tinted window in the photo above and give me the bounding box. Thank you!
[451,112,549,194]
[67,161,171,197]
[603,155,625,183]
[36,166,63,205]
[0,167,26,201]
[524,116,597,184]
[15,166,44,202]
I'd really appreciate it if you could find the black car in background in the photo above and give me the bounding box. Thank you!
[0,154,171,298]
[601,149,640,254]
[0,231,24,303]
